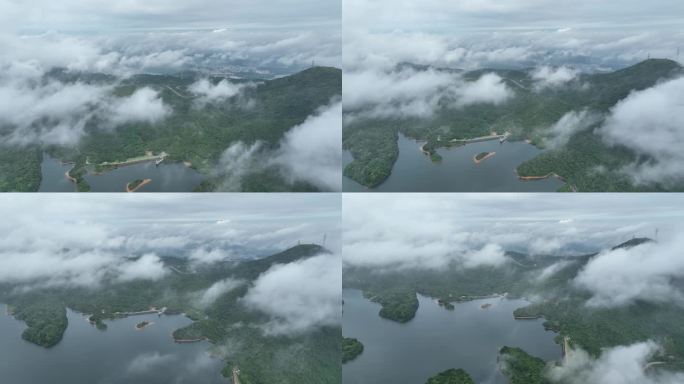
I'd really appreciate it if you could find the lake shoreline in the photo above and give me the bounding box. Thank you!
[342,288,562,384]
[344,133,564,192]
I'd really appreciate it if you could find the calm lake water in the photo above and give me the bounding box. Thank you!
[0,304,225,384]
[342,289,561,384]
[343,134,563,192]
[39,154,205,192]
[38,155,76,192]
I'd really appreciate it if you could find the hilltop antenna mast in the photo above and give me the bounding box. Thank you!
[655,228,659,240]
[322,233,327,246]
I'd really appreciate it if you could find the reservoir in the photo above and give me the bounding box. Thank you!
[38,155,76,192]
[342,289,561,384]
[343,133,564,192]
[39,154,205,192]
[0,304,225,383]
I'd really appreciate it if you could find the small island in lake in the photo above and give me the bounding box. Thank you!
[481,303,492,309]
[126,178,151,192]
[473,152,496,164]
[425,368,475,384]
[498,346,549,384]
[135,320,153,330]
[342,337,364,363]
[438,299,455,310]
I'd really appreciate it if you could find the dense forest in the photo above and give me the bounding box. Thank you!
[342,337,364,363]
[498,346,550,384]
[343,59,683,191]
[0,66,341,192]
[0,244,340,384]
[425,368,474,384]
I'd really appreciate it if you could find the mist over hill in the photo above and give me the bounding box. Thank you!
[344,59,684,191]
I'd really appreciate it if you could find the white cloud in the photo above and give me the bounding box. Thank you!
[214,141,263,191]
[598,77,684,187]
[532,66,579,89]
[213,101,342,192]
[344,67,511,120]
[454,73,512,106]
[189,78,250,102]
[271,101,342,191]
[548,341,684,384]
[535,261,573,282]
[108,87,170,125]
[342,194,684,272]
[200,278,244,307]
[0,80,108,146]
[343,67,454,116]
[544,109,600,149]
[0,78,171,146]
[463,243,508,268]
[242,253,341,335]
[574,237,684,307]
[189,247,232,265]
[116,253,168,282]
[0,194,341,290]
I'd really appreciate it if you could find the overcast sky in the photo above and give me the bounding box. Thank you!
[5,0,338,33]
[344,0,684,71]
[0,0,341,76]
[0,193,340,250]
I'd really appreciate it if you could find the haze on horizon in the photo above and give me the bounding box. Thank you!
[344,193,684,269]
[1,0,341,76]
[0,193,341,290]
[344,0,684,71]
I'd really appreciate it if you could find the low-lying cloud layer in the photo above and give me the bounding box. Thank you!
[0,77,171,146]
[344,0,684,72]
[271,101,342,191]
[0,194,341,290]
[0,0,340,147]
[574,238,684,307]
[547,341,684,384]
[598,76,684,186]
[200,278,244,307]
[532,66,579,89]
[343,194,684,275]
[544,109,600,149]
[189,79,253,104]
[242,253,341,335]
[344,67,512,119]
[215,101,342,191]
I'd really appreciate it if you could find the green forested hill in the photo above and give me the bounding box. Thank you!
[0,66,341,192]
[0,244,339,384]
[343,59,683,190]
[424,368,475,384]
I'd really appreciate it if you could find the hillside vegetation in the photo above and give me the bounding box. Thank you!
[344,59,683,191]
[343,238,684,377]
[0,67,341,192]
[0,244,340,384]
